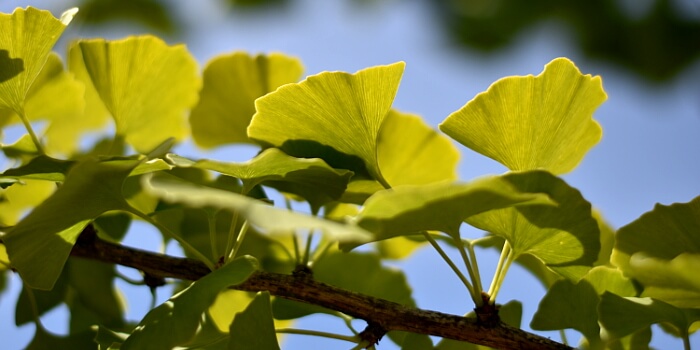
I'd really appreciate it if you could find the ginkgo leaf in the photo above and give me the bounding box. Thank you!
[167,148,352,213]
[341,173,552,250]
[76,35,200,152]
[0,7,77,113]
[190,52,303,148]
[465,170,600,281]
[121,256,258,350]
[0,179,55,226]
[612,196,700,308]
[142,173,372,243]
[440,57,606,175]
[3,159,138,290]
[531,279,602,346]
[228,292,281,350]
[377,110,459,186]
[599,292,700,340]
[1,155,74,182]
[248,62,405,186]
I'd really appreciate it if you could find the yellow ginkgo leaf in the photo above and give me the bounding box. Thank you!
[440,57,607,175]
[76,35,200,152]
[0,7,77,113]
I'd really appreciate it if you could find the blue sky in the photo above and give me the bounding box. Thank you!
[1,0,700,348]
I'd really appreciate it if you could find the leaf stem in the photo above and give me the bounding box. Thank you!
[23,283,47,332]
[227,220,250,261]
[422,232,475,299]
[205,209,219,261]
[275,328,359,343]
[454,236,484,304]
[224,211,240,261]
[132,211,215,270]
[301,232,314,266]
[488,240,515,304]
[17,109,45,155]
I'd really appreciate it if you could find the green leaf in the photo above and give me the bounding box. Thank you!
[466,170,600,281]
[190,52,303,148]
[76,35,200,152]
[248,62,405,186]
[1,155,74,182]
[65,258,125,330]
[121,256,258,350]
[228,292,280,350]
[531,279,601,346]
[439,57,606,175]
[0,179,55,226]
[167,148,353,213]
[613,196,700,308]
[599,292,700,340]
[3,159,138,290]
[342,172,552,250]
[0,7,77,113]
[377,110,459,186]
[142,173,372,243]
[582,266,637,298]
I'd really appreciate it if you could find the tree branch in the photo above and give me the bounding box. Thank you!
[68,227,571,350]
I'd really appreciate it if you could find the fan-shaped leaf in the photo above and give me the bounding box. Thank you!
[76,35,200,152]
[342,172,552,250]
[378,110,459,186]
[465,170,600,281]
[167,148,352,212]
[191,52,303,148]
[248,62,405,186]
[613,196,700,308]
[599,293,700,340]
[121,256,258,350]
[142,173,372,243]
[228,292,280,350]
[3,159,138,289]
[440,57,606,175]
[0,7,77,113]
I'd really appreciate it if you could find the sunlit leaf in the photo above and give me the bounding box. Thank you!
[531,279,601,346]
[248,62,405,186]
[1,133,39,159]
[466,170,600,281]
[3,159,138,289]
[0,7,77,113]
[121,256,258,349]
[228,292,280,350]
[440,57,606,175]
[599,292,700,340]
[167,148,353,212]
[142,173,372,243]
[613,196,700,308]
[0,179,55,226]
[76,35,200,152]
[377,110,459,186]
[342,172,552,250]
[190,52,303,148]
[1,155,73,182]
[582,266,637,297]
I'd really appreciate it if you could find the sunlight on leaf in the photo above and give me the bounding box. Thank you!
[142,173,372,243]
[0,179,55,226]
[599,293,700,340]
[613,196,700,308]
[248,62,405,186]
[167,148,352,213]
[76,35,200,152]
[466,170,600,281]
[121,256,258,350]
[0,7,76,113]
[440,57,606,175]
[342,172,552,250]
[228,292,281,350]
[3,159,138,289]
[377,109,459,186]
[191,52,303,148]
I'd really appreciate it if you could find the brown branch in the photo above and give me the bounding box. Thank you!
[69,227,572,350]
